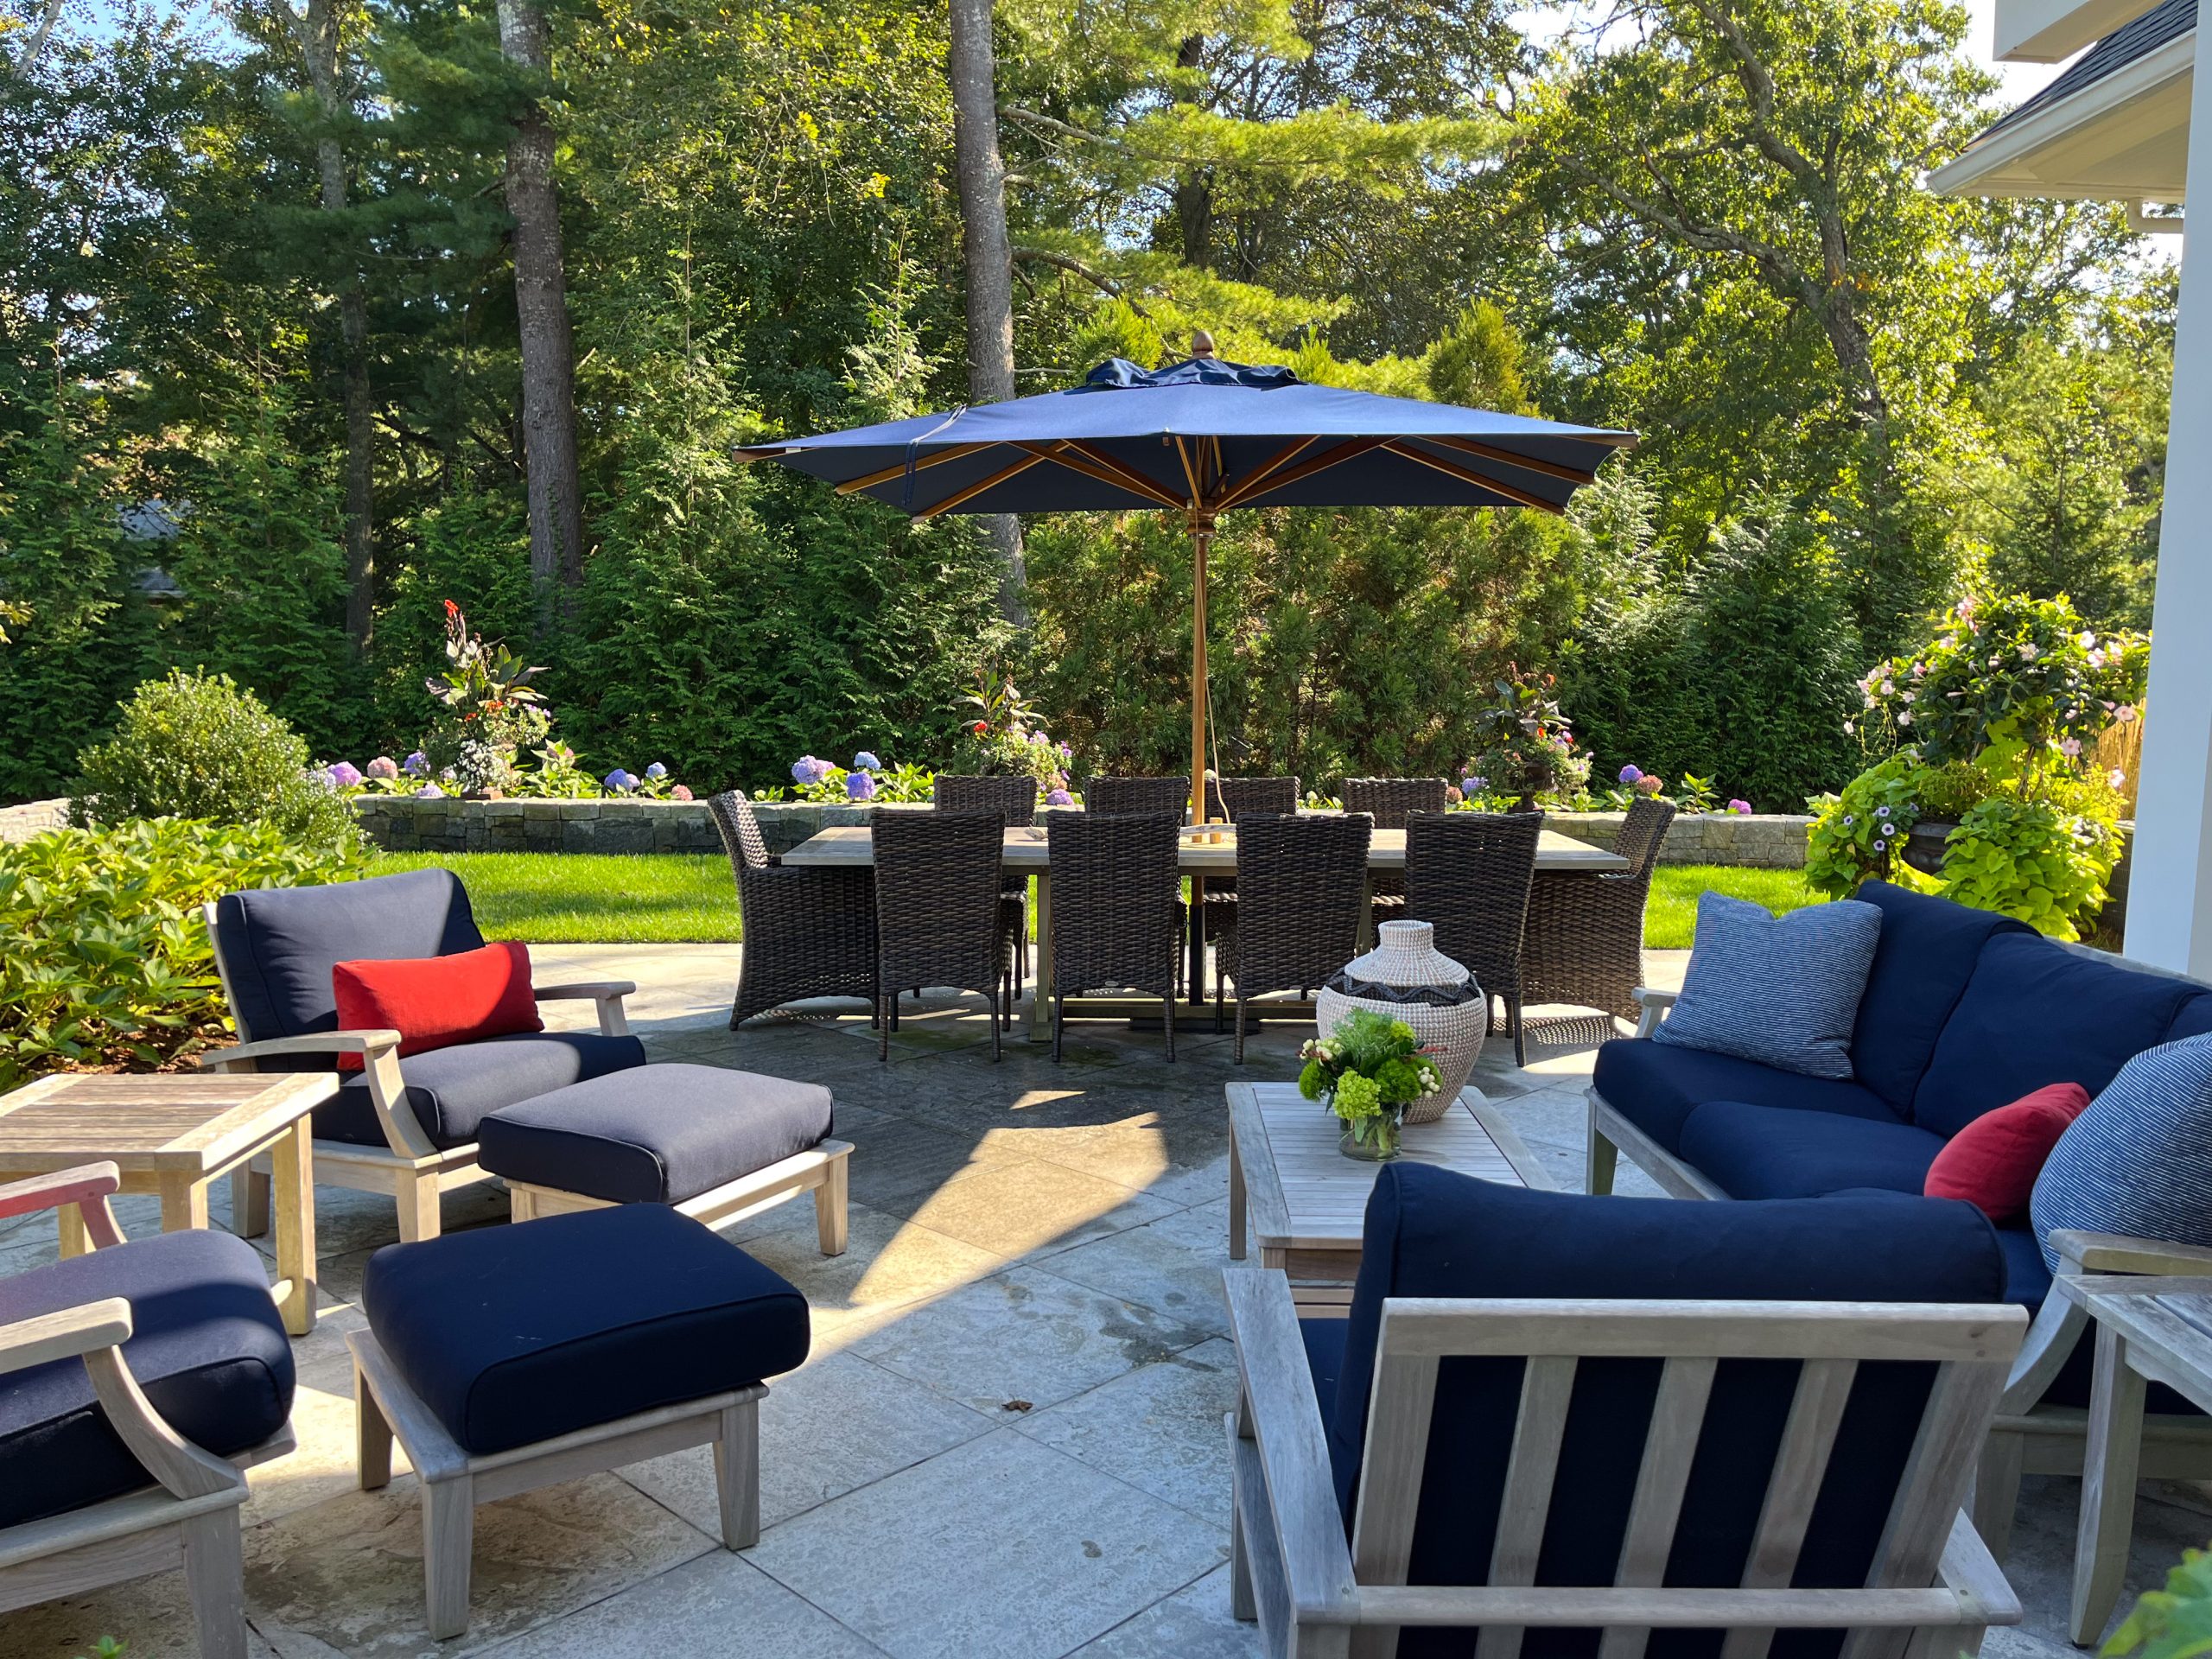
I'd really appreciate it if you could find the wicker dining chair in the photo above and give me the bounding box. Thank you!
[1085,775,1192,818]
[1402,810,1542,1065]
[1522,795,1677,1026]
[872,809,1018,1062]
[708,791,877,1028]
[1045,811,1183,1063]
[1340,777,1449,916]
[1194,777,1302,988]
[1212,813,1372,1062]
[933,774,1038,998]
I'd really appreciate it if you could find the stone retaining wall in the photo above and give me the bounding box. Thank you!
[354,794,1815,868]
[0,798,71,843]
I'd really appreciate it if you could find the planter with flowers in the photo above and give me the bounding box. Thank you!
[1297,1007,1446,1163]
[957,669,1071,796]
[1463,667,1592,812]
[1806,593,2147,941]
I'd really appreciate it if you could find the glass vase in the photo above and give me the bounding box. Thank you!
[1338,1110,1403,1163]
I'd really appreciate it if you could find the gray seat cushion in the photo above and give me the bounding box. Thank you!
[317,1030,648,1150]
[476,1064,835,1204]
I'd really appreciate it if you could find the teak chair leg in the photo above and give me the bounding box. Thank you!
[1586,1126,1620,1197]
[356,1361,395,1491]
[181,1509,249,1659]
[714,1398,762,1548]
[397,1174,442,1243]
[422,1472,475,1641]
[814,1153,849,1256]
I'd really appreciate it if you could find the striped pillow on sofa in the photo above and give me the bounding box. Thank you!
[2031,1033,2212,1272]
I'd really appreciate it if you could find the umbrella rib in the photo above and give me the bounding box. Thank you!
[1205,436,1314,514]
[911,451,1050,518]
[1044,441,1188,510]
[1214,436,1388,511]
[1174,436,1204,509]
[832,442,993,495]
[1381,440,1564,514]
[1421,435,1601,487]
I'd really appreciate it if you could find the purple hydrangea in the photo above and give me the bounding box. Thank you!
[791,754,834,785]
[604,768,638,791]
[365,756,399,780]
[1057,741,1073,760]
[416,782,446,800]
[1727,799,1752,816]
[1462,775,1486,793]
[846,769,878,802]
[852,751,882,772]
[327,760,364,789]
[404,751,429,777]
[1046,788,1074,807]
[645,761,668,779]
[1618,764,1643,785]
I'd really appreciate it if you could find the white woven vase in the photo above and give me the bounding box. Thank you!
[1314,920,1486,1125]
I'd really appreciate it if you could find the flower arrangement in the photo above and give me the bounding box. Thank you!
[1463,667,1592,807]
[419,601,550,795]
[1298,1007,1444,1162]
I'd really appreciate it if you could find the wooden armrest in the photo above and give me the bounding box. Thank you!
[1937,1510,2023,1626]
[198,1029,404,1070]
[2052,1231,2212,1276]
[1221,1268,1358,1617]
[0,1163,119,1224]
[1630,988,1679,1039]
[0,1297,133,1377]
[534,981,635,1037]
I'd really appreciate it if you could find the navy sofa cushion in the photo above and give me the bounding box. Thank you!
[362,1205,810,1455]
[1592,1039,1899,1159]
[212,868,484,1051]
[1327,1166,2005,1657]
[0,1230,295,1528]
[2165,990,2212,1044]
[478,1065,834,1204]
[1678,1102,1948,1200]
[315,1030,646,1150]
[1913,932,2201,1138]
[1847,881,2028,1114]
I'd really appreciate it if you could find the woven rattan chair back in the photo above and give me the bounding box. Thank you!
[1046,811,1182,1061]
[1340,777,1448,829]
[1521,796,1678,1025]
[1211,776,1300,823]
[707,789,773,874]
[1612,795,1677,882]
[933,773,1039,828]
[1404,810,1541,1064]
[1086,776,1192,819]
[1225,810,1370,989]
[872,810,1013,1060]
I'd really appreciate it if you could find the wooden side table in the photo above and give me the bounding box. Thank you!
[0,1071,334,1335]
[1225,1081,1554,1309]
[2058,1274,2212,1643]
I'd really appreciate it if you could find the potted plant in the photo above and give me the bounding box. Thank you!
[1297,1007,1446,1163]
[419,601,550,798]
[1465,667,1591,812]
[957,670,1070,794]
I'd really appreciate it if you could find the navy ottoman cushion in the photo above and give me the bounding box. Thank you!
[0,1230,295,1527]
[316,1030,647,1150]
[1678,1101,1948,1199]
[362,1206,810,1455]
[1848,881,2028,1113]
[1592,1038,1899,1157]
[477,1065,834,1204]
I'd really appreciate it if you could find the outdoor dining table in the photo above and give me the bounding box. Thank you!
[780,817,1630,1039]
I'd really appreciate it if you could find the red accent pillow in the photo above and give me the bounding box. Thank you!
[1923,1082,2093,1220]
[331,942,542,1071]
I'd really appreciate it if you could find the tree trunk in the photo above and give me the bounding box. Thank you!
[1172,35,1212,271]
[496,0,587,614]
[946,0,1027,623]
[292,0,375,655]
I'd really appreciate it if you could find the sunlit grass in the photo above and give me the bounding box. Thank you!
[368,852,738,943]
[1646,863,1821,949]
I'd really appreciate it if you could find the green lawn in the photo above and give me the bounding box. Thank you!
[376,849,1816,950]
[370,852,740,943]
[1647,864,1821,949]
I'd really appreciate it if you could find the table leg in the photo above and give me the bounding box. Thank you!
[1228,1122,1246,1262]
[57,1200,89,1259]
[161,1173,211,1233]
[1028,870,1054,1040]
[2073,1319,2149,1644]
[1188,874,1208,1007]
[271,1122,317,1336]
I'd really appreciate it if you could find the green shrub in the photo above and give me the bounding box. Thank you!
[0,818,362,1088]
[1940,797,2120,943]
[72,671,359,856]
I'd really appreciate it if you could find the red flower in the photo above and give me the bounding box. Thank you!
[443,600,460,618]
[972,720,988,734]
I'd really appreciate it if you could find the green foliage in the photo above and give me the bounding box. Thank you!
[0,818,361,1089]
[1427,302,1534,415]
[1940,796,2120,942]
[1803,755,1927,899]
[1297,1007,1443,1123]
[72,671,360,858]
[1465,666,1589,803]
[2106,1544,2212,1659]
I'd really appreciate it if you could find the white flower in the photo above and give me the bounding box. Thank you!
[2078,632,2097,649]
[1879,679,1894,695]
[2018,643,2039,662]
[1897,711,1912,726]
[2110,768,2128,789]
[1901,690,1915,704]
[2120,705,2139,723]
[1842,720,1854,735]
[2088,650,2107,669]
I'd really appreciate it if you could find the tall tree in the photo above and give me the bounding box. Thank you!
[495,0,585,610]
[947,0,1026,620]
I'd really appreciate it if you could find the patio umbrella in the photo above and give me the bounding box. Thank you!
[736,353,1637,818]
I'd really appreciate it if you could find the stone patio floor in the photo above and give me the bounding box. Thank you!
[4,943,2204,1657]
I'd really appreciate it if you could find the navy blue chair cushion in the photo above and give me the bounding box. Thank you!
[0,1230,294,1528]
[1912,932,2200,1138]
[1328,1167,2005,1658]
[362,1205,810,1455]
[477,1065,834,1204]
[212,868,485,1051]
[1847,881,2028,1113]
[1300,1314,1349,1433]
[1677,1103,1948,1200]
[315,1030,646,1150]
[1592,1039,1899,1158]
[2164,989,2212,1044]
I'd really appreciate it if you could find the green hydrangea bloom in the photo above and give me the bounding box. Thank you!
[1334,1071,1383,1121]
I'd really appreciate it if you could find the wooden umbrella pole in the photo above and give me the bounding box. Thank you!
[1189,513,1213,827]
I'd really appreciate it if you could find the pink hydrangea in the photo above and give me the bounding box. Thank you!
[365,756,399,780]
[1727,799,1751,815]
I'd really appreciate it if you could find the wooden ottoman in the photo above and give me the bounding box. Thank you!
[351,1205,811,1639]
[475,1062,850,1255]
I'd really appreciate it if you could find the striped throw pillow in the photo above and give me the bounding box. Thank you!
[2031,1033,2212,1272]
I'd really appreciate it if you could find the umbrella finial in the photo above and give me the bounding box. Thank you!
[1190,328,1216,359]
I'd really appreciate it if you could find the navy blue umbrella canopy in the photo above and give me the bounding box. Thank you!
[735,357,1637,521]
[737,357,1637,821]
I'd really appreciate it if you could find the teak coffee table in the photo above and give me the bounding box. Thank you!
[1225,1080,1553,1310]
[0,1071,333,1334]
